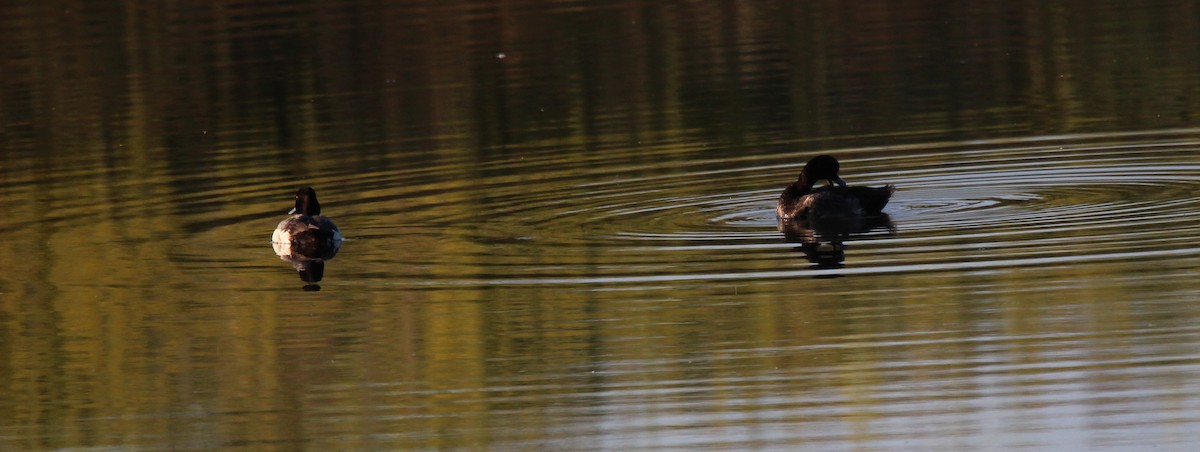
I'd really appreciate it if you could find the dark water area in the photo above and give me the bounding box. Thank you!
[3,1,1200,450]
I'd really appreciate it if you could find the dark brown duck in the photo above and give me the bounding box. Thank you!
[776,155,895,222]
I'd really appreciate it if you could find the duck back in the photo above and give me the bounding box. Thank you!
[777,184,894,221]
[273,215,342,258]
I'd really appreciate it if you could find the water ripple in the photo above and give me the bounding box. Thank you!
[380,130,1200,287]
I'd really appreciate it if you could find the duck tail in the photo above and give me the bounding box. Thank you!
[862,185,895,213]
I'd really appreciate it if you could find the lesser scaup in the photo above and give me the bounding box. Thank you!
[272,187,343,259]
[776,155,894,222]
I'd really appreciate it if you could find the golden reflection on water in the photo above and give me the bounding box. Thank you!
[3,0,1200,450]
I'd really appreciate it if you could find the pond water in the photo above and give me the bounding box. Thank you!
[3,1,1200,450]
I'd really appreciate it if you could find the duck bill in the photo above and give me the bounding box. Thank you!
[832,175,847,187]
[288,207,297,214]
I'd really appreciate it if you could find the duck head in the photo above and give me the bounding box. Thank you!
[290,186,322,215]
[797,154,847,192]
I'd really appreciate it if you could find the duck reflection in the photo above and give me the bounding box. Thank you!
[271,187,344,290]
[779,215,893,270]
[273,239,341,290]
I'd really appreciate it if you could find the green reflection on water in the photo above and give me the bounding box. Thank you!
[2,1,1200,450]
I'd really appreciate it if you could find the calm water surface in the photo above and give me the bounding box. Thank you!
[3,1,1200,450]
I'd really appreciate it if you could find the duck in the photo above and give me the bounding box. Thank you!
[272,187,343,259]
[776,155,894,222]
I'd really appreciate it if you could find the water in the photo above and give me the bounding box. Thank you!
[3,1,1200,450]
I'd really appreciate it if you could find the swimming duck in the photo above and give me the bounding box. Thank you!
[776,155,894,222]
[272,187,343,259]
